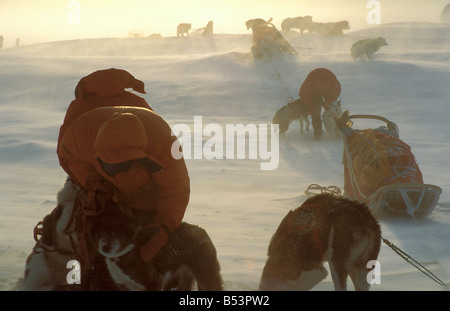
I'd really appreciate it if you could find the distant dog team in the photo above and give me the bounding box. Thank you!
[177,23,192,37]
[281,16,313,34]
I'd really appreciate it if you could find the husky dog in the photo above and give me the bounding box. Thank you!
[245,17,273,30]
[177,23,192,37]
[89,206,223,291]
[351,36,388,60]
[259,193,381,291]
[281,16,313,34]
[128,30,144,38]
[272,99,310,135]
[322,100,343,138]
[310,20,350,36]
[23,177,223,291]
[273,99,342,137]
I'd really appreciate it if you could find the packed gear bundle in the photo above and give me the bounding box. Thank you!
[250,23,298,59]
[336,113,442,218]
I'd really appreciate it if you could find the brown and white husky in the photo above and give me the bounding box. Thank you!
[259,193,381,291]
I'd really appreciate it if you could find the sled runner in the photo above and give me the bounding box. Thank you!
[336,113,442,218]
[250,23,298,59]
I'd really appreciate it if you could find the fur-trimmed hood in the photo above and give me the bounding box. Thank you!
[75,68,146,98]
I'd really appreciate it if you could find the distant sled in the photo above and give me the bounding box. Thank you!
[336,112,442,219]
[250,23,298,59]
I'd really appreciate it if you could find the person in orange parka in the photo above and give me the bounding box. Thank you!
[57,68,151,150]
[57,106,190,263]
[299,68,342,140]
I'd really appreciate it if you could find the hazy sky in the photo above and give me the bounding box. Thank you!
[0,0,448,47]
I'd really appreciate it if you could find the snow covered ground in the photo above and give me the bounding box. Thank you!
[0,22,449,291]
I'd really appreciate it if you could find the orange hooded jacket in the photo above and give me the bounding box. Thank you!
[57,68,151,150]
[299,68,341,114]
[57,106,190,239]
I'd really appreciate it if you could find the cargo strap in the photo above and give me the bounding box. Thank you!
[33,205,73,256]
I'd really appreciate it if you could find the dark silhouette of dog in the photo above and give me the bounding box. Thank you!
[272,99,310,135]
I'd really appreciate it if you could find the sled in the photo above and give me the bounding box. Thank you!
[337,113,442,218]
[250,23,298,59]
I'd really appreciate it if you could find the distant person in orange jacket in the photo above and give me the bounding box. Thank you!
[58,106,190,263]
[299,68,341,140]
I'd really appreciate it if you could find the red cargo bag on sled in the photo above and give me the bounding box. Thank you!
[337,114,441,218]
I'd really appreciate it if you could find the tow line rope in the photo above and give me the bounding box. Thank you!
[266,57,295,104]
[381,237,448,288]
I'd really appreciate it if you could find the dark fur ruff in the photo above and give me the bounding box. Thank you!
[260,193,381,291]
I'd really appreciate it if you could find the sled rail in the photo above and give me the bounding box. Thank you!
[346,114,392,123]
[367,183,442,218]
[342,114,400,137]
